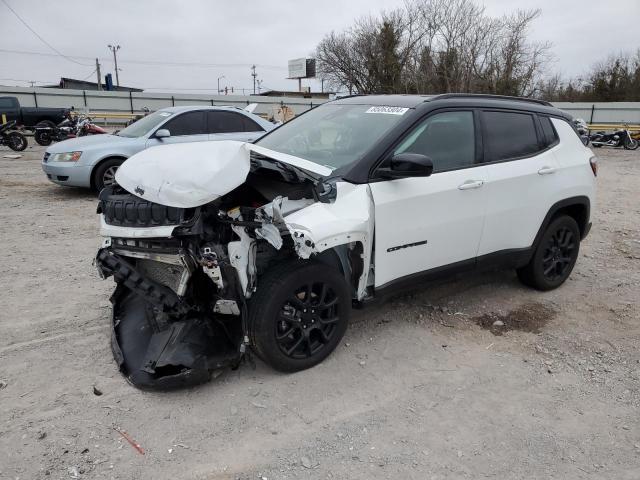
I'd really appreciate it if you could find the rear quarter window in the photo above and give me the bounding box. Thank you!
[539,116,559,147]
[482,111,541,162]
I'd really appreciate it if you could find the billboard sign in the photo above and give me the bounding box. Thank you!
[288,58,316,79]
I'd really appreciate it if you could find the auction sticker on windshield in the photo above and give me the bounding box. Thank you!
[365,106,410,115]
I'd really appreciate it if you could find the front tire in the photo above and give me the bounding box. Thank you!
[7,132,27,151]
[624,136,639,150]
[517,215,580,291]
[92,158,123,193]
[248,260,351,372]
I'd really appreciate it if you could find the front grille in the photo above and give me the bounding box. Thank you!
[98,188,197,228]
[43,152,50,163]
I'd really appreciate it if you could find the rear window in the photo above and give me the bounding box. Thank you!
[482,111,541,162]
[0,97,16,109]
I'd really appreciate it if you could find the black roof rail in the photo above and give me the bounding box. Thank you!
[431,93,552,107]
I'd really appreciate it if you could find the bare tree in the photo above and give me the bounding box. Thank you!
[315,0,552,96]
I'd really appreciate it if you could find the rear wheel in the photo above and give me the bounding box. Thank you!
[517,215,580,291]
[34,129,52,146]
[7,132,27,151]
[92,158,123,193]
[248,260,351,372]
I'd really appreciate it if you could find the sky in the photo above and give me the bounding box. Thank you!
[1,0,639,94]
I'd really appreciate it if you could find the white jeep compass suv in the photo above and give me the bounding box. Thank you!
[95,94,596,389]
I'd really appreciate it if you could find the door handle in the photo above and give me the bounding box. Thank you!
[458,180,484,190]
[538,166,556,175]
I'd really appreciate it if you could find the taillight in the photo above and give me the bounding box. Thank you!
[589,156,598,177]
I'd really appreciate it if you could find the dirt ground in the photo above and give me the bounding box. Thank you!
[0,143,639,480]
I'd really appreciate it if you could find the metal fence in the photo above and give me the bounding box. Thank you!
[0,86,328,124]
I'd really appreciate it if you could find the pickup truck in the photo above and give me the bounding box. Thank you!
[0,96,69,129]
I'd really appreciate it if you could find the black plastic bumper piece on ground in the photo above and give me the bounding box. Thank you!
[110,284,242,390]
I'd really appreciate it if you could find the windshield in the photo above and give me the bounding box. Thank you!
[116,111,174,138]
[256,104,409,170]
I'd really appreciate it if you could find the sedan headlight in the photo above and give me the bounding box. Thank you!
[54,151,83,162]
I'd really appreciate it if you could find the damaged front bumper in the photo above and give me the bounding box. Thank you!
[96,248,243,390]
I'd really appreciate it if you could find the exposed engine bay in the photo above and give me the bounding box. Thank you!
[95,141,373,389]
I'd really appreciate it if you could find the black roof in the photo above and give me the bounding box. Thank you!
[332,93,564,116]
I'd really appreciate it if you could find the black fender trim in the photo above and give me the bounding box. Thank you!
[531,196,591,249]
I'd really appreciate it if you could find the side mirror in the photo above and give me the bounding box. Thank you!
[378,153,434,179]
[155,129,170,139]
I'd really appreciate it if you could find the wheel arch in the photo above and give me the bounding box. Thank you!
[532,196,591,254]
[314,242,366,300]
[90,155,128,190]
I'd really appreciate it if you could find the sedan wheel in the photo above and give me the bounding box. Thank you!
[93,158,124,193]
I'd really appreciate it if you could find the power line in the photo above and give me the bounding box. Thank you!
[0,77,57,84]
[81,69,98,81]
[0,0,93,67]
[0,48,287,70]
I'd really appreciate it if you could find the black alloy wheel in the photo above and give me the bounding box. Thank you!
[249,261,351,372]
[540,226,576,281]
[517,215,581,291]
[275,281,340,359]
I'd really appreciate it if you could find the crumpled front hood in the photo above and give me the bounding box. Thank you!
[115,140,333,208]
[115,141,251,208]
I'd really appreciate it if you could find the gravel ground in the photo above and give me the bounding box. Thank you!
[0,144,639,480]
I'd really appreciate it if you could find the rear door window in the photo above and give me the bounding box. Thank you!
[208,111,262,133]
[162,111,206,136]
[482,111,541,162]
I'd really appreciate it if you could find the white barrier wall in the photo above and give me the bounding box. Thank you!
[552,102,640,124]
[1,86,639,125]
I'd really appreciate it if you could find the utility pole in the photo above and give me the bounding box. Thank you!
[108,44,121,87]
[95,58,102,90]
[28,80,36,88]
[217,75,225,94]
[251,65,257,95]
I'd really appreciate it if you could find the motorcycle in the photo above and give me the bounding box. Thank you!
[76,115,107,136]
[573,118,590,146]
[34,110,76,146]
[589,128,639,150]
[34,112,106,146]
[0,120,28,151]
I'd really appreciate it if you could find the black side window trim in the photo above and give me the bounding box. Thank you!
[369,107,480,180]
[478,108,549,166]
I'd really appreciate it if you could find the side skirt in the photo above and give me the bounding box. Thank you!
[362,247,532,306]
